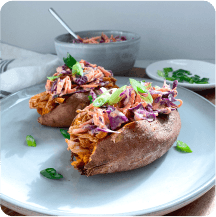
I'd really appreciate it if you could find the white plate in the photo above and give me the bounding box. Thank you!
[146,59,215,90]
[1,77,215,216]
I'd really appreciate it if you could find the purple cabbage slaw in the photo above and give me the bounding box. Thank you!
[106,106,129,130]
[77,80,182,135]
[46,62,114,98]
[71,35,127,44]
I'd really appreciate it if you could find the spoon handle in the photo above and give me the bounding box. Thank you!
[48,8,78,39]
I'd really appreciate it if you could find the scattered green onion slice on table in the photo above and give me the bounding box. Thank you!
[60,129,70,139]
[175,140,192,153]
[26,135,37,147]
[40,168,63,179]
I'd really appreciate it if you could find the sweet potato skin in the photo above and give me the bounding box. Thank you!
[82,110,181,176]
[38,93,89,127]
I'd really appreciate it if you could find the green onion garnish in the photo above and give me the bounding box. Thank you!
[157,70,165,78]
[108,85,127,105]
[26,135,37,147]
[129,78,148,93]
[140,94,153,104]
[60,129,70,140]
[92,86,128,107]
[163,67,173,74]
[47,75,60,81]
[72,61,83,76]
[40,168,63,179]
[157,67,209,84]
[175,140,192,153]
[48,53,83,81]
[129,78,153,104]
[88,95,93,104]
[63,53,77,69]
[93,92,110,107]
[145,83,152,89]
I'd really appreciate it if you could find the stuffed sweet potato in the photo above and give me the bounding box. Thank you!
[29,54,118,127]
[66,79,183,176]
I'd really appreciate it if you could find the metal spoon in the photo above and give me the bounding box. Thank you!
[48,8,78,39]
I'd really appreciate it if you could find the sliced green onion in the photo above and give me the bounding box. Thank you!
[129,79,148,93]
[93,97,108,107]
[93,96,109,107]
[196,81,209,84]
[47,53,79,80]
[93,90,111,107]
[175,140,192,153]
[139,93,153,104]
[163,67,173,77]
[26,135,37,147]
[47,75,60,81]
[108,85,127,105]
[200,77,209,82]
[158,68,209,84]
[163,67,173,73]
[63,53,77,69]
[40,168,63,179]
[194,75,200,78]
[166,77,176,81]
[60,129,70,139]
[145,83,152,88]
[157,70,165,77]
[129,78,153,104]
[72,62,83,76]
[88,95,93,104]
[189,79,194,84]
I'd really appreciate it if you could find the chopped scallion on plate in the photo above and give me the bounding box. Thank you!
[157,68,209,84]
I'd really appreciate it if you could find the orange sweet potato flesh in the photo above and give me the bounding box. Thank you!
[80,110,181,176]
[38,92,90,127]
